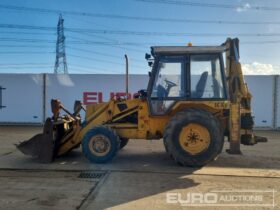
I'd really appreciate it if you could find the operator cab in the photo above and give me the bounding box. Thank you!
[147,45,227,115]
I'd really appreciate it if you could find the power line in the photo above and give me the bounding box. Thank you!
[67,34,150,54]
[68,46,121,59]
[68,30,280,37]
[0,51,53,54]
[0,48,143,60]
[0,36,280,47]
[68,53,123,65]
[69,64,124,74]
[135,0,280,11]
[0,31,55,35]
[2,24,280,37]
[0,37,55,43]
[0,45,54,48]
[68,46,144,63]
[0,62,51,66]
[68,35,169,46]
[242,40,280,44]
[64,13,280,25]
[0,37,142,45]
[64,18,147,53]
[0,66,53,69]
[0,37,147,55]
[68,53,145,69]
[0,3,280,24]
[0,24,55,31]
[68,33,147,53]
[68,68,101,74]
[68,33,116,42]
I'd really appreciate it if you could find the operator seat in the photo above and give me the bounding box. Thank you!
[157,84,168,97]
[192,71,208,98]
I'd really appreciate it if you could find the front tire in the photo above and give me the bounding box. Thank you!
[163,109,223,167]
[82,126,120,163]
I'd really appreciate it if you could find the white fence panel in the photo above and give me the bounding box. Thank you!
[0,73,275,128]
[245,75,274,128]
[276,76,280,128]
[0,74,43,123]
[45,74,149,117]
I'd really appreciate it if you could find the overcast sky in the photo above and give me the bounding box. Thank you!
[0,0,279,74]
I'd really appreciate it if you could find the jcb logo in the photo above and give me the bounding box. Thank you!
[214,102,228,109]
[0,86,6,109]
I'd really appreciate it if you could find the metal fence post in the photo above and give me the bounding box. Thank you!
[0,86,6,109]
[42,73,47,124]
[272,75,278,130]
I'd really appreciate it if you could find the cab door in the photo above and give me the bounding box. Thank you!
[147,56,187,115]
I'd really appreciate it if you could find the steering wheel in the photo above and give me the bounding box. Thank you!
[164,79,177,88]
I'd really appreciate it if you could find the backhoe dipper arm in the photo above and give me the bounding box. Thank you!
[224,38,264,154]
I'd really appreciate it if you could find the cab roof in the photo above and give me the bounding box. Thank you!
[151,46,226,56]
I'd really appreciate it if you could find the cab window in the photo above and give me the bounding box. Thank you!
[151,57,185,98]
[150,56,185,115]
[190,54,225,99]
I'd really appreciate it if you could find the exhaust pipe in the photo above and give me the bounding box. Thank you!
[125,54,129,99]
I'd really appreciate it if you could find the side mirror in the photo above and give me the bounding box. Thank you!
[145,53,151,60]
[148,61,153,67]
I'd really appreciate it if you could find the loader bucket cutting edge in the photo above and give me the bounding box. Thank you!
[16,118,55,163]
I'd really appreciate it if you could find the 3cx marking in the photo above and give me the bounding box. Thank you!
[0,86,6,109]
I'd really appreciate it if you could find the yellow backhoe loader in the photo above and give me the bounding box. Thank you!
[17,38,267,167]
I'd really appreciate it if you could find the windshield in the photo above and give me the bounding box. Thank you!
[151,57,185,98]
[148,54,226,115]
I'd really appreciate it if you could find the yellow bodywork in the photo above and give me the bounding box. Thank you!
[17,39,265,166]
[51,38,257,158]
[17,38,262,163]
[57,98,230,156]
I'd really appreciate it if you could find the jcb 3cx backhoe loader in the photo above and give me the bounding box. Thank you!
[17,38,267,167]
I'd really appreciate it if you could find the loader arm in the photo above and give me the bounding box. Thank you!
[57,98,143,156]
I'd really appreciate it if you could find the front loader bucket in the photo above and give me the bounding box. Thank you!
[17,99,83,163]
[16,118,55,163]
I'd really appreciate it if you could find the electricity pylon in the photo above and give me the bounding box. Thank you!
[54,14,68,74]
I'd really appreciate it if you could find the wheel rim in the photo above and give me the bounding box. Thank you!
[89,134,111,157]
[179,123,210,155]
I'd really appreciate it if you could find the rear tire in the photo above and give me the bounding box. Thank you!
[120,138,129,149]
[163,109,223,167]
[82,126,120,163]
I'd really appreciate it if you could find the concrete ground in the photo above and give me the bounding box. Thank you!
[0,126,279,209]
